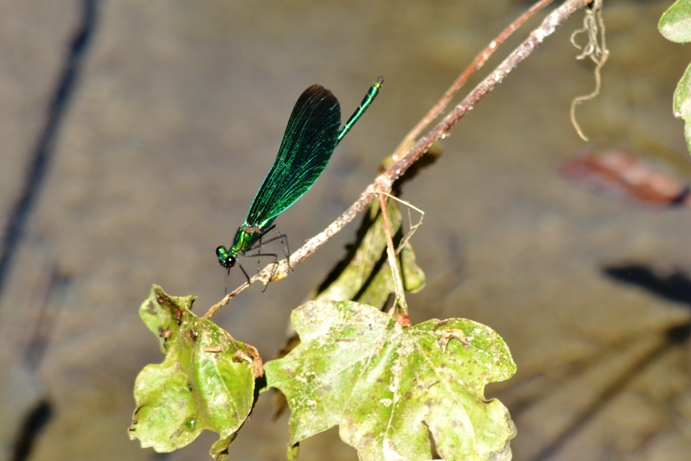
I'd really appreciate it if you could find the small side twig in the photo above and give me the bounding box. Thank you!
[203,0,592,319]
[378,193,408,314]
[377,192,425,255]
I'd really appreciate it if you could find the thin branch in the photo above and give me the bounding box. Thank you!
[392,0,556,159]
[203,0,591,319]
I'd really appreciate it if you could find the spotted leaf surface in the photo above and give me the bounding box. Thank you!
[129,285,260,460]
[265,300,516,461]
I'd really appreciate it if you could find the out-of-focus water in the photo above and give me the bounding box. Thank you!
[3,1,691,460]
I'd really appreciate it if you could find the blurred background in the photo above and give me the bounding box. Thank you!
[2,0,691,460]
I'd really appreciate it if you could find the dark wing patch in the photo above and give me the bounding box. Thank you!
[245,85,341,227]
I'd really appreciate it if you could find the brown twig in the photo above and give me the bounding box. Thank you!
[203,0,591,319]
[378,193,408,314]
[391,0,557,160]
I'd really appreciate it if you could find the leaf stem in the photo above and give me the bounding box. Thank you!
[378,193,408,314]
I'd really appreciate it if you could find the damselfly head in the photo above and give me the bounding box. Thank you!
[215,246,237,269]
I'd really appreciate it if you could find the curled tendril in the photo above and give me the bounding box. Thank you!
[570,0,609,141]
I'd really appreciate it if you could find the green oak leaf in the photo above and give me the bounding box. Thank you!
[129,285,260,459]
[660,0,691,154]
[673,62,691,154]
[265,300,516,461]
[660,0,691,43]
